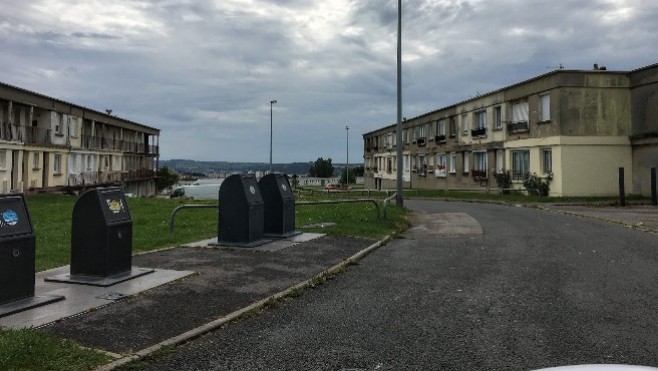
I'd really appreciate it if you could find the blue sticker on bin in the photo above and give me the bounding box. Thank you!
[2,209,19,226]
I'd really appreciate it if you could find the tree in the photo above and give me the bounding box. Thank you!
[340,168,356,185]
[308,157,334,177]
[351,165,365,177]
[156,166,180,192]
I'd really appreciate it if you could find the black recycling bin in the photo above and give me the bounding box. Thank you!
[71,187,133,277]
[216,174,270,247]
[258,174,300,238]
[0,194,63,317]
[46,187,152,287]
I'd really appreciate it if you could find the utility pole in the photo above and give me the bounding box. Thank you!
[396,0,404,207]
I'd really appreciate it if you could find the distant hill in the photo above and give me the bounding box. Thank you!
[160,159,318,175]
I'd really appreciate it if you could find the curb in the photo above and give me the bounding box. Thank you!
[534,205,658,235]
[94,234,393,371]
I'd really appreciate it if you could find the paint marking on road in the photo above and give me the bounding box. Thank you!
[406,212,483,239]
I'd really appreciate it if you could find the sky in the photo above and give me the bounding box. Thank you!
[0,0,656,163]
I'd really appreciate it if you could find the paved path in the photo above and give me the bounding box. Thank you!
[137,200,658,371]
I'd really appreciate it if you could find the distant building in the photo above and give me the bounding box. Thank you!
[363,63,658,196]
[0,82,159,196]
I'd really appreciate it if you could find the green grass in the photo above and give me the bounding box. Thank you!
[0,328,111,371]
[296,202,408,239]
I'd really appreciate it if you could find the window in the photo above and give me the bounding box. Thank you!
[104,156,109,168]
[69,116,78,137]
[0,151,6,170]
[87,155,93,170]
[417,125,425,139]
[472,110,487,137]
[449,117,457,137]
[462,152,469,173]
[436,119,446,142]
[54,154,62,175]
[494,106,502,128]
[473,151,488,178]
[511,150,530,181]
[462,113,469,135]
[474,111,487,129]
[539,94,550,122]
[33,152,40,170]
[511,101,529,124]
[416,125,426,146]
[509,101,529,132]
[418,155,426,176]
[450,152,456,173]
[435,154,447,177]
[495,149,504,173]
[542,148,552,174]
[56,114,66,135]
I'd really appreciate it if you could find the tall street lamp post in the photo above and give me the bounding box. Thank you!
[395,0,404,206]
[346,125,349,186]
[270,99,277,173]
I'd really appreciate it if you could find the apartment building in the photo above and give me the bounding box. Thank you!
[0,82,159,196]
[363,63,658,197]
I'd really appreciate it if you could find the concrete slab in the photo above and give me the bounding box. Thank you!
[0,266,195,329]
[187,233,326,252]
[406,212,483,239]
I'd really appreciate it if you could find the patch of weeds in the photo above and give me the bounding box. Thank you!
[115,345,178,371]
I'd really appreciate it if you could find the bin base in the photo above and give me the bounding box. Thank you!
[210,239,272,248]
[0,295,65,318]
[264,230,303,239]
[45,267,155,287]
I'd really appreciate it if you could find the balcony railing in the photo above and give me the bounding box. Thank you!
[416,137,426,147]
[512,170,527,181]
[507,121,529,133]
[471,170,488,179]
[471,127,487,137]
[435,134,446,143]
[80,135,158,154]
[24,126,52,145]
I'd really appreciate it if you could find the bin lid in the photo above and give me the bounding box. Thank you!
[0,195,32,237]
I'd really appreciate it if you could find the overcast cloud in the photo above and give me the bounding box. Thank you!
[0,0,656,163]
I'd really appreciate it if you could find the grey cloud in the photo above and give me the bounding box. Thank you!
[71,32,120,40]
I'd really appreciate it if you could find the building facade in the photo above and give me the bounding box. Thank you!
[363,63,658,197]
[0,82,159,196]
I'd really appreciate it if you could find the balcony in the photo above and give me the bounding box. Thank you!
[507,121,529,133]
[0,124,54,145]
[435,134,446,144]
[471,127,487,137]
[416,137,426,147]
[471,170,488,179]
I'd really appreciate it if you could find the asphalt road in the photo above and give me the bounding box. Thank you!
[136,200,658,371]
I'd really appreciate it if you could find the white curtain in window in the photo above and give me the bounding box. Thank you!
[540,94,550,121]
[435,154,447,177]
[450,152,456,173]
[512,101,529,123]
[474,152,487,171]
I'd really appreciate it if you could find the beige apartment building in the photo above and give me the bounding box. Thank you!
[363,63,658,197]
[0,82,159,196]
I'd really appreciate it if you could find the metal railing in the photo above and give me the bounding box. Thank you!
[169,198,384,233]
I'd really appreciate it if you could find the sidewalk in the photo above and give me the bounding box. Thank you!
[539,204,658,233]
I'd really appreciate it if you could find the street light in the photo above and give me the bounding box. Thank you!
[395,0,404,206]
[270,100,277,173]
[346,125,349,186]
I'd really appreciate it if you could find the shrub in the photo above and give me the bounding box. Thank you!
[493,170,512,192]
[523,172,553,196]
